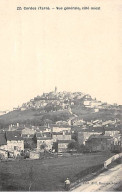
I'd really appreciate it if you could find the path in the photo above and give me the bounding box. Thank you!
[72,164,122,192]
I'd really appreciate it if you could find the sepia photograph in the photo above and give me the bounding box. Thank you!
[0,0,122,192]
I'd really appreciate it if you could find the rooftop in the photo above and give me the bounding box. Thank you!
[87,134,112,141]
[37,137,52,140]
[52,132,71,135]
[58,140,71,143]
[50,124,71,128]
[36,132,52,140]
[6,131,23,141]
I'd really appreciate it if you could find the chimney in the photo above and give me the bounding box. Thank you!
[63,131,65,135]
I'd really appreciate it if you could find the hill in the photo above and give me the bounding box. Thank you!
[0,89,121,129]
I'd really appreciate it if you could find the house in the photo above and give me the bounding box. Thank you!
[56,121,69,126]
[71,118,84,126]
[78,130,102,145]
[104,130,120,137]
[83,100,91,107]
[36,132,53,151]
[22,128,36,138]
[90,101,102,108]
[83,99,102,109]
[35,126,51,133]
[0,133,8,159]
[94,108,99,112]
[21,107,26,111]
[0,111,7,116]
[58,140,71,153]
[52,131,71,142]
[111,134,121,145]
[37,131,52,138]
[22,128,37,149]
[110,134,122,152]
[85,135,112,152]
[51,125,71,133]
[6,131,24,157]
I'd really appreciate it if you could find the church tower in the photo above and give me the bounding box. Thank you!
[55,86,57,94]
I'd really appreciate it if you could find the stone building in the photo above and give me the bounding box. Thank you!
[6,131,24,154]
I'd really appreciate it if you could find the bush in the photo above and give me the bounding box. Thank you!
[68,140,79,151]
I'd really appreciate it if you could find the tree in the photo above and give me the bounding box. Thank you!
[52,142,58,152]
[67,140,79,151]
[79,144,86,153]
[40,143,47,152]
[71,132,78,142]
[44,119,53,126]
[32,133,37,144]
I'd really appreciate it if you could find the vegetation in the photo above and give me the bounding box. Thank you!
[67,140,87,153]
[24,138,37,149]
[68,140,79,150]
[40,143,47,151]
[0,110,71,128]
[0,90,121,128]
[0,152,113,191]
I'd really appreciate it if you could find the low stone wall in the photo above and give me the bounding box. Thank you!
[71,153,122,191]
[104,153,122,169]
[30,151,40,159]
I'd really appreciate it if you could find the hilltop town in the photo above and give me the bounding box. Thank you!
[0,87,121,160]
[13,87,121,113]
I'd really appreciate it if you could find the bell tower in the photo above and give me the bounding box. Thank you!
[55,86,57,94]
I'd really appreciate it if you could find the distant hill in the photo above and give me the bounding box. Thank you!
[0,89,121,129]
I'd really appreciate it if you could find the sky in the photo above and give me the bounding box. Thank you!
[0,0,122,110]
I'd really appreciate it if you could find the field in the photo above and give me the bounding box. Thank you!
[0,152,113,191]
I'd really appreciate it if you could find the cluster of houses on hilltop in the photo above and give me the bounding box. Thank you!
[83,99,107,110]
[16,88,84,111]
[16,87,112,112]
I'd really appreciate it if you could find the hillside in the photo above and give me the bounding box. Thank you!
[0,89,121,129]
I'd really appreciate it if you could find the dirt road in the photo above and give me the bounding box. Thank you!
[72,164,122,192]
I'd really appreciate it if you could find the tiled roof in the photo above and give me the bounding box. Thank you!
[87,134,111,141]
[37,137,52,140]
[50,124,71,128]
[22,128,35,134]
[52,132,63,135]
[52,132,71,135]
[58,140,71,143]
[6,131,23,141]
[39,126,47,130]
[36,132,52,137]
[0,133,7,145]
